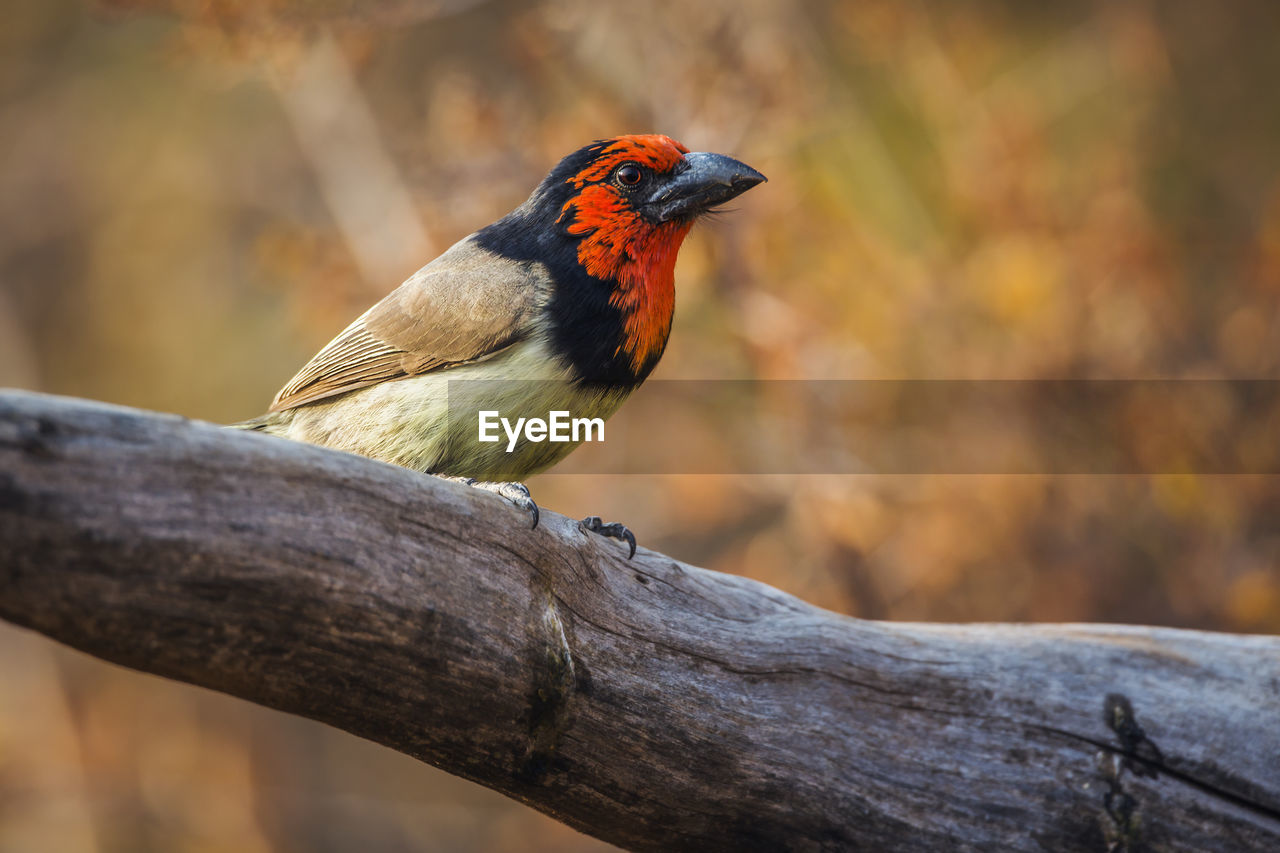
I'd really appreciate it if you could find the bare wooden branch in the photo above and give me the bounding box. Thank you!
[1,390,1278,851]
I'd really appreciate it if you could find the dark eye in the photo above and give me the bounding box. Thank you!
[615,164,644,187]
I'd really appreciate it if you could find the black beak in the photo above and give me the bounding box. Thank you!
[642,152,766,223]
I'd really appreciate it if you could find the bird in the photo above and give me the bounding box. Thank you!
[237,134,765,557]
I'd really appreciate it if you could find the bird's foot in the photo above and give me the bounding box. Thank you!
[439,476,540,529]
[580,516,637,559]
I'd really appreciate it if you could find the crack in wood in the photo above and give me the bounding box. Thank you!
[518,598,577,785]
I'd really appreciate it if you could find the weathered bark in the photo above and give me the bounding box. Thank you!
[0,390,1277,852]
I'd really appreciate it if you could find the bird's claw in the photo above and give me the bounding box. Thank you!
[443,477,539,528]
[484,481,539,529]
[581,516,637,559]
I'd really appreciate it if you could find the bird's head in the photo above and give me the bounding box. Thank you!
[480,134,765,385]
[543,134,764,264]
[537,134,765,278]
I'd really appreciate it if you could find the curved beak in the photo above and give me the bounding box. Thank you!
[642,152,767,223]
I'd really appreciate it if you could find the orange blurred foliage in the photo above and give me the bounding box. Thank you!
[3,0,1279,849]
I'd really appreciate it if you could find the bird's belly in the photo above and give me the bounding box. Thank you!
[278,339,629,480]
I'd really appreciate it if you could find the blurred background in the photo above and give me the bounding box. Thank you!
[3,0,1280,850]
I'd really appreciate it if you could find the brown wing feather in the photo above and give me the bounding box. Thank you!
[269,237,549,413]
[268,318,409,410]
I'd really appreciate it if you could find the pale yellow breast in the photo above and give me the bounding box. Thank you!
[277,335,629,481]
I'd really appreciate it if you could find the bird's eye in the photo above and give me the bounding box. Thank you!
[615,164,644,187]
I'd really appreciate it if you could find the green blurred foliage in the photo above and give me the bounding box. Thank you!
[2,0,1279,850]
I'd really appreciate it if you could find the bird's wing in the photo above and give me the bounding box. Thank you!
[269,237,549,412]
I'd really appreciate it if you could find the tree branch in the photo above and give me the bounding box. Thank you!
[1,390,1278,851]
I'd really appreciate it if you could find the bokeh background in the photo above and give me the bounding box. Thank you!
[3,0,1280,850]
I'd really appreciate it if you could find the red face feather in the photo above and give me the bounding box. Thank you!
[558,135,693,374]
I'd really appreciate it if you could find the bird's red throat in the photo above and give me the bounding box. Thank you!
[560,134,693,374]
[564,189,690,373]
